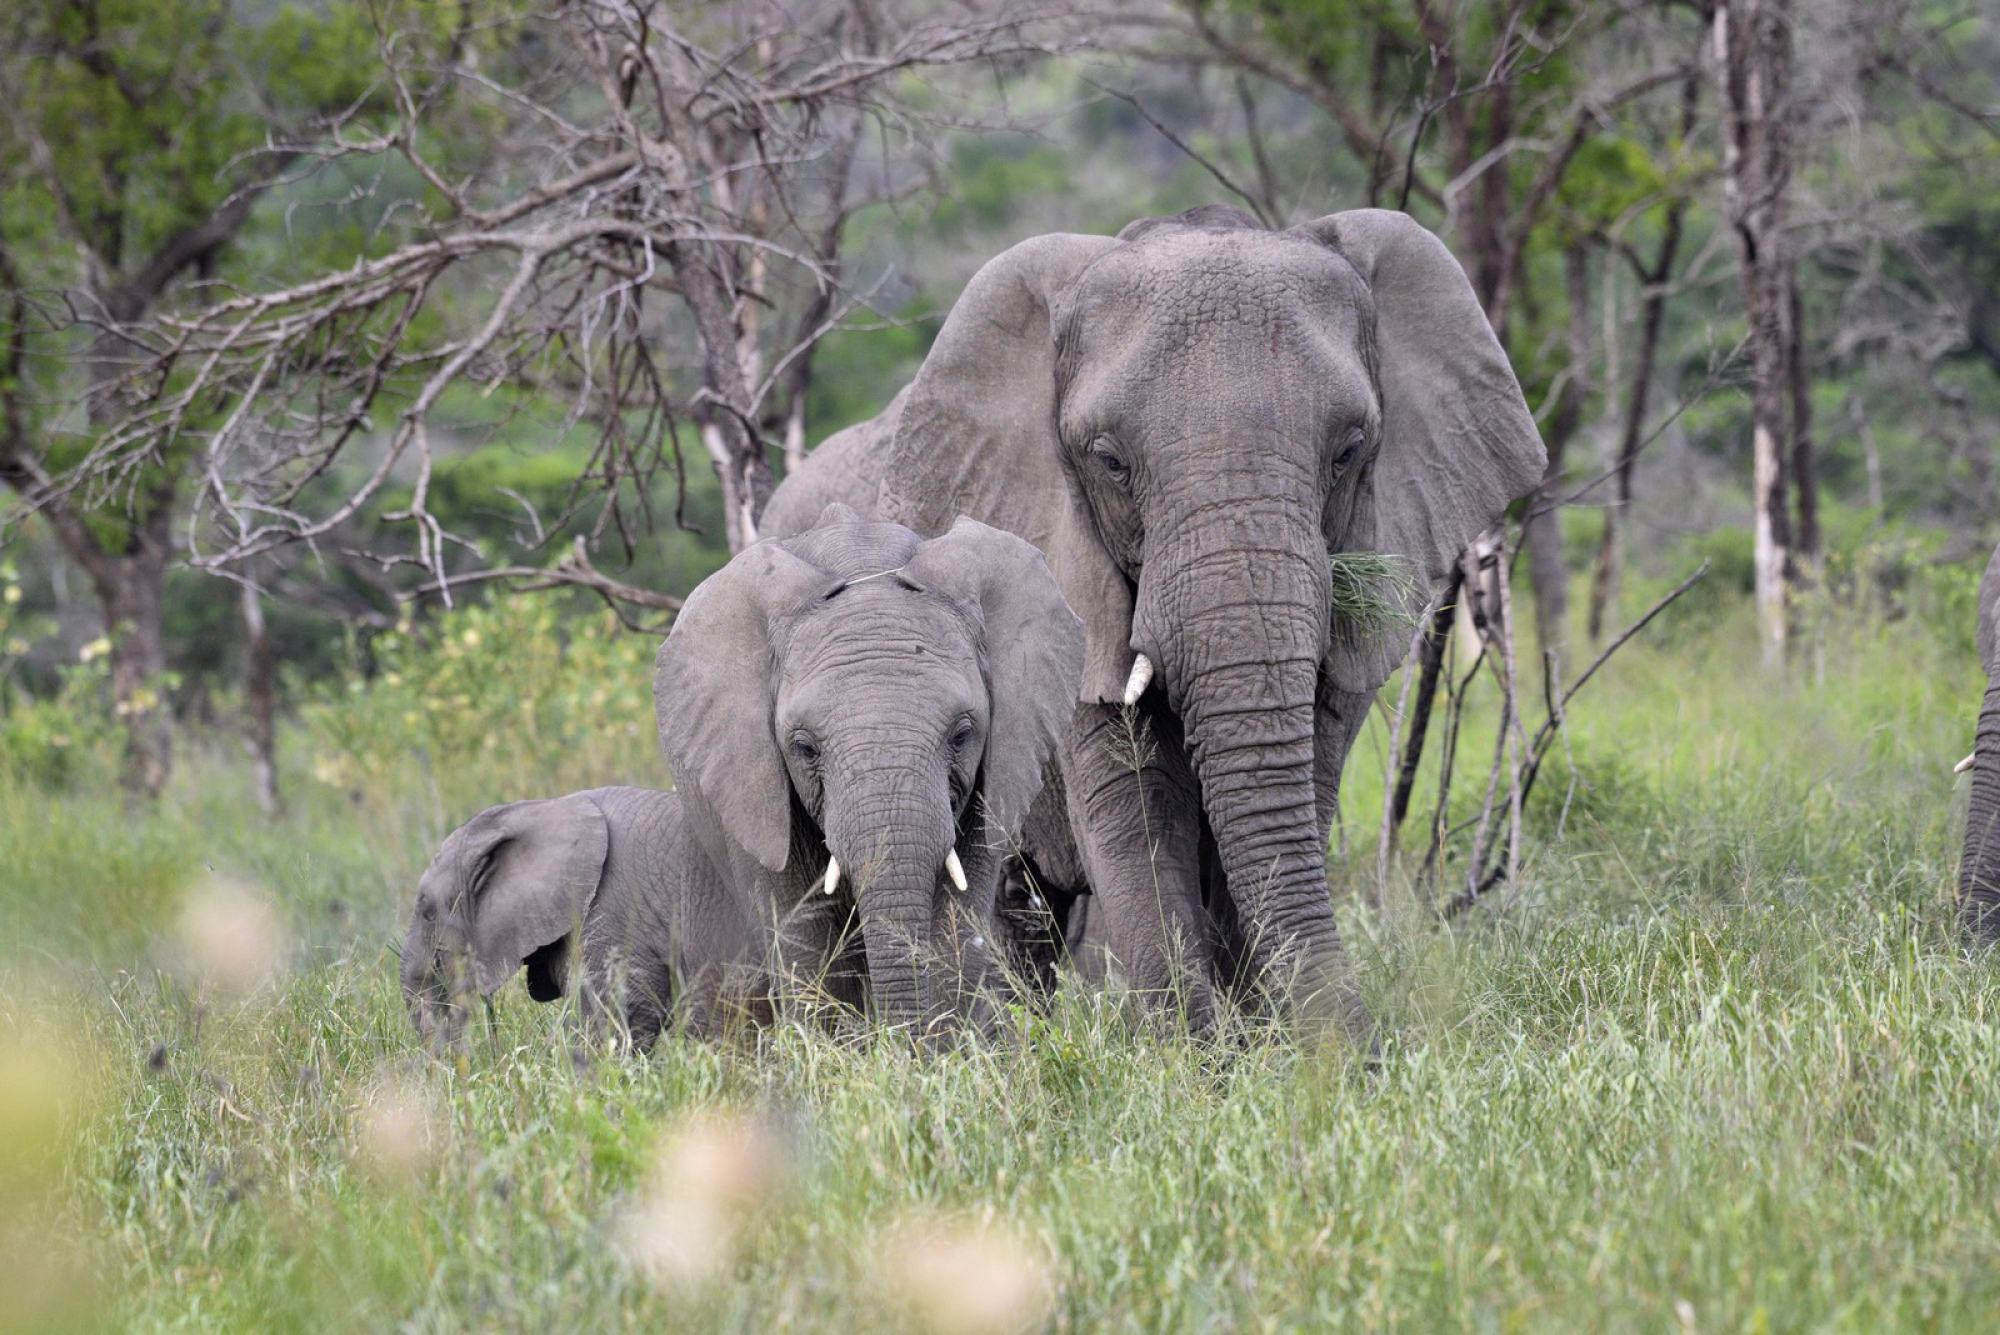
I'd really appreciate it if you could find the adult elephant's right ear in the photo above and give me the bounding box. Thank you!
[1293,209,1548,692]
[876,233,1128,703]
[655,543,841,871]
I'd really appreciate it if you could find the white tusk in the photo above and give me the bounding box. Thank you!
[1956,752,1977,775]
[944,848,968,892]
[822,856,841,896]
[1123,653,1154,707]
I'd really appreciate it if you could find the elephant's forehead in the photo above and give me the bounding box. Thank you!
[777,590,983,704]
[1074,230,1369,338]
[784,519,922,578]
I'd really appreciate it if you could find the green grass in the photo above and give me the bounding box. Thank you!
[4,586,1998,1332]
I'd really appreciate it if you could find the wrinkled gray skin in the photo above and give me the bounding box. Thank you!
[402,786,690,1048]
[403,514,1083,1046]
[652,509,1083,1038]
[764,205,1546,1038]
[1959,544,2000,945]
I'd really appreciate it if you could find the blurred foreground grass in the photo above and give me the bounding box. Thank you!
[3,582,1998,1332]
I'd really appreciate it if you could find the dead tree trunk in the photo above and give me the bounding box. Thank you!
[1716,0,1800,667]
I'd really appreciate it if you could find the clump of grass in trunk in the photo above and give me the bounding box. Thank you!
[1328,550,1427,631]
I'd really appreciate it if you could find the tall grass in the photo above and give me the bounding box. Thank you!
[3,586,1996,1331]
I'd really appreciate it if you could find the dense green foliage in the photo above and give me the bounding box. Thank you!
[3,568,1996,1330]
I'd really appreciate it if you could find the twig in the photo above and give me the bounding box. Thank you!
[1442,561,1710,918]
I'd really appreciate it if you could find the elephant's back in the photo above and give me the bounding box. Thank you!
[760,388,907,539]
[583,787,682,869]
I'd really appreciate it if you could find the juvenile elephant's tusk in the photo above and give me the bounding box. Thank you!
[944,848,968,893]
[1123,654,1154,707]
[1956,751,1977,775]
[822,856,841,897]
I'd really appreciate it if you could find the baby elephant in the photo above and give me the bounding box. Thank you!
[400,786,687,1048]
[401,506,1084,1045]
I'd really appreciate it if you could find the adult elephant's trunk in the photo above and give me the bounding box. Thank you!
[1960,674,2000,945]
[1140,519,1368,1033]
[826,791,946,1035]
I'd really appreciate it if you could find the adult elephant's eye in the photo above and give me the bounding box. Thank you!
[1334,426,1366,471]
[949,719,974,751]
[790,734,820,763]
[1088,436,1128,480]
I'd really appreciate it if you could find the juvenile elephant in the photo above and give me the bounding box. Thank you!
[763,205,1546,1037]
[401,511,1084,1044]
[401,786,687,1047]
[660,506,1081,1038]
[1958,543,2000,944]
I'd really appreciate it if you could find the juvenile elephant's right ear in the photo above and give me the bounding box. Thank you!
[655,542,841,871]
[877,232,1128,702]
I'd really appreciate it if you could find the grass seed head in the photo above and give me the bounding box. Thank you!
[618,1109,788,1292]
[885,1214,1056,1335]
[174,875,287,999]
[353,1070,442,1187]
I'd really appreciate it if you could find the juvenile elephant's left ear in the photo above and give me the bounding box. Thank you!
[1292,208,1547,691]
[902,518,1085,841]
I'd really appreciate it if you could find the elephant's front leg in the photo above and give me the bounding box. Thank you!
[1059,697,1214,1030]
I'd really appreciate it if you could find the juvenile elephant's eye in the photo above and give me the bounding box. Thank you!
[1088,437,1128,479]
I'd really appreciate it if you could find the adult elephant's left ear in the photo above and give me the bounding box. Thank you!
[1293,209,1547,692]
[874,232,1127,703]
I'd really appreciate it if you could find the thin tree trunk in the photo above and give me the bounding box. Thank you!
[1786,270,1819,579]
[1388,565,1465,842]
[1526,244,1592,658]
[1587,64,1700,644]
[96,543,172,799]
[1716,0,1799,667]
[242,579,279,815]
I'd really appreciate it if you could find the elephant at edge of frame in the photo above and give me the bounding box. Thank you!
[400,508,1085,1047]
[761,203,1548,1042]
[1957,543,2000,945]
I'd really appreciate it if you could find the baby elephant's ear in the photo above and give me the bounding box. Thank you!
[904,518,1085,842]
[457,794,610,996]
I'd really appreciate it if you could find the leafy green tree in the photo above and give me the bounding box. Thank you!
[0,0,464,793]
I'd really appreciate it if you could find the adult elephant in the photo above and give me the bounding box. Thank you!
[1958,543,2000,944]
[763,205,1546,1037]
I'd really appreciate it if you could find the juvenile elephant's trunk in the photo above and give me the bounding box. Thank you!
[826,791,948,1035]
[401,907,471,1046]
[1142,514,1369,1036]
[1960,674,2000,945]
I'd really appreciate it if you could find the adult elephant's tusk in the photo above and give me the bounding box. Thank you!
[1123,653,1154,707]
[822,856,841,896]
[1956,751,1977,775]
[944,848,968,892]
